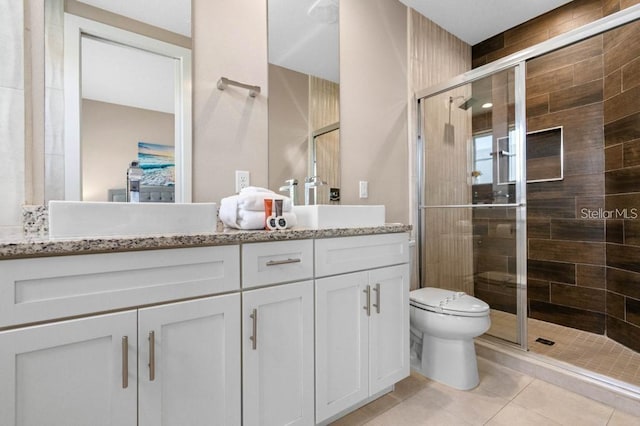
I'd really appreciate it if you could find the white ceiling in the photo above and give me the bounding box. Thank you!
[77,0,574,45]
[81,37,176,114]
[399,0,574,45]
[268,0,340,83]
[78,0,191,37]
[77,0,576,107]
[269,0,575,83]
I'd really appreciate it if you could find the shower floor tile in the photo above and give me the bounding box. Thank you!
[488,310,640,388]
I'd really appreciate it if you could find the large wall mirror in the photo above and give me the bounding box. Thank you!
[45,0,192,203]
[267,0,340,205]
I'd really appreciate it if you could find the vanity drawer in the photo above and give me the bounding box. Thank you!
[242,240,313,288]
[0,245,240,328]
[315,233,409,278]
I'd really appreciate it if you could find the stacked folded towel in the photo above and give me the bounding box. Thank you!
[219,187,297,230]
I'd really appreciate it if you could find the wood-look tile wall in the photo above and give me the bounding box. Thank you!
[411,11,474,294]
[603,19,640,352]
[471,0,640,345]
[472,0,640,68]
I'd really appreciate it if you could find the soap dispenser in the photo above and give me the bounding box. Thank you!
[126,161,144,202]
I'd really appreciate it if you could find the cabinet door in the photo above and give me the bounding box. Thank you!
[138,294,241,426]
[315,272,369,423]
[369,264,410,394]
[243,281,314,426]
[0,311,137,426]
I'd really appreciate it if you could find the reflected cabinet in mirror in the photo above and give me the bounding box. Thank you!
[267,0,340,205]
[44,0,192,203]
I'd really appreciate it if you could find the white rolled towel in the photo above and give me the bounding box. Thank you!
[240,186,273,193]
[219,194,297,230]
[219,196,238,228]
[236,210,298,230]
[228,187,292,212]
[237,192,292,212]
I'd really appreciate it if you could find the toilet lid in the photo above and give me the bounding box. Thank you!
[409,287,489,317]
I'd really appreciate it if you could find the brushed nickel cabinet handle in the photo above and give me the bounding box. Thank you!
[250,309,258,350]
[266,258,301,266]
[373,283,381,314]
[122,336,128,389]
[363,285,371,317]
[149,330,155,381]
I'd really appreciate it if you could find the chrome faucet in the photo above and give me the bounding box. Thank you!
[304,176,327,205]
[279,178,299,205]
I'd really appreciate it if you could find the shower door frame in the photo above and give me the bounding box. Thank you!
[416,65,528,349]
[414,5,640,351]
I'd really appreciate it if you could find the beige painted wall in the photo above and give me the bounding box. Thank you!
[81,99,174,201]
[11,0,440,238]
[192,0,268,203]
[268,64,309,204]
[340,0,409,224]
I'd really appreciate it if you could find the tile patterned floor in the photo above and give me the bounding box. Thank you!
[488,310,640,388]
[330,358,640,425]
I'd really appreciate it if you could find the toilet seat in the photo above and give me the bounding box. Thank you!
[410,287,489,317]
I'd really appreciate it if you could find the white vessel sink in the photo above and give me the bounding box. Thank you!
[292,205,385,229]
[49,201,218,240]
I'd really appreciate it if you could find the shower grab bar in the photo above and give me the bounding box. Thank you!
[420,203,524,209]
[217,77,261,97]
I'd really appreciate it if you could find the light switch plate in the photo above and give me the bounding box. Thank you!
[359,181,368,199]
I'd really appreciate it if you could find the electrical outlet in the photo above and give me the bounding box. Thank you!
[235,170,250,192]
[359,181,368,199]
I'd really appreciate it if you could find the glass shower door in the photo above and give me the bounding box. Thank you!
[417,65,527,347]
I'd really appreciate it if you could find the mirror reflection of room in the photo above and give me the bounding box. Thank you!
[80,36,176,202]
[267,0,340,205]
[44,0,192,203]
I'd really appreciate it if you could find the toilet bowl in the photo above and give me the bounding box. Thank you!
[409,287,490,390]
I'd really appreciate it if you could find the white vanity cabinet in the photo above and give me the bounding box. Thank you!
[0,246,240,328]
[0,311,138,426]
[0,295,241,426]
[314,233,410,423]
[0,246,241,426]
[0,230,410,425]
[138,294,241,426]
[241,240,315,426]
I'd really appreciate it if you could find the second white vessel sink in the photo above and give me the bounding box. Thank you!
[292,204,385,229]
[49,201,218,240]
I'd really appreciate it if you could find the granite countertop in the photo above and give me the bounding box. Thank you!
[0,224,412,260]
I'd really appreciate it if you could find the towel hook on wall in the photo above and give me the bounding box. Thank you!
[217,77,261,97]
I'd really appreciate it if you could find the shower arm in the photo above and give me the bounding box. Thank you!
[447,95,467,124]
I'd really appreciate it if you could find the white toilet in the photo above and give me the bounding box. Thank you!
[409,287,491,390]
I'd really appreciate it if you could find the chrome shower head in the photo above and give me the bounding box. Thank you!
[457,97,476,110]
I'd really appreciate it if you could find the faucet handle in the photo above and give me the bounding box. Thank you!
[305,176,327,185]
[285,178,298,185]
